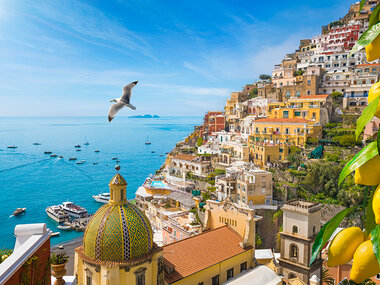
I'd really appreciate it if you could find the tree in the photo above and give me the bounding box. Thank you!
[259,74,271,80]
[321,267,335,285]
[331,91,343,99]
[294,70,304,76]
[249,88,258,99]
[332,134,357,147]
[196,137,203,147]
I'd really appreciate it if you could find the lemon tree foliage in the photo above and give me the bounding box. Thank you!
[355,96,380,140]
[350,22,380,56]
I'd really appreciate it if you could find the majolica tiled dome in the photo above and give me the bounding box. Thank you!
[83,172,153,262]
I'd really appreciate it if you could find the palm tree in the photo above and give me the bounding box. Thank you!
[321,267,335,285]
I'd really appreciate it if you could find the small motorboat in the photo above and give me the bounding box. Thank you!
[151,151,155,153]
[93,162,98,165]
[112,157,118,160]
[57,225,72,231]
[145,136,151,145]
[13,208,26,216]
[116,160,120,163]
[81,160,86,163]
[75,145,81,148]
[44,151,52,154]
[76,161,83,165]
[50,154,58,158]
[69,157,77,161]
[165,152,169,154]
[7,145,17,149]
[94,150,100,153]
[33,142,41,145]
[76,149,81,152]
[51,232,60,237]
[57,244,64,249]
[59,155,63,158]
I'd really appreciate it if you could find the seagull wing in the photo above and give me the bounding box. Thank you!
[121,81,138,103]
[108,102,126,122]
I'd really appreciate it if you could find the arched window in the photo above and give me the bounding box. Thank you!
[290,244,298,259]
[289,273,297,279]
[313,225,316,234]
[292,226,298,234]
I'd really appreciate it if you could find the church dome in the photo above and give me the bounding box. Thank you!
[83,170,153,262]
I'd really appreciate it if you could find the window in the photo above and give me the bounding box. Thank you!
[286,91,290,97]
[307,80,311,85]
[135,268,146,285]
[296,91,300,97]
[212,275,220,285]
[313,225,316,234]
[283,111,289,118]
[290,244,298,259]
[285,128,289,135]
[227,268,234,280]
[86,276,92,285]
[240,262,247,272]
[292,226,298,234]
[289,273,297,279]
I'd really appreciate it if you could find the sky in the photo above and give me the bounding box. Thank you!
[0,0,353,116]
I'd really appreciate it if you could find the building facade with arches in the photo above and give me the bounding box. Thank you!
[278,200,322,284]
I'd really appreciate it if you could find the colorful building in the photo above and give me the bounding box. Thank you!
[202,111,226,138]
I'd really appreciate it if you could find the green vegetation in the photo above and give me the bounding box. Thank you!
[332,134,360,147]
[331,91,343,99]
[248,88,258,99]
[259,74,271,81]
[255,233,263,249]
[294,70,304,76]
[50,252,69,265]
[196,137,203,147]
[0,249,13,264]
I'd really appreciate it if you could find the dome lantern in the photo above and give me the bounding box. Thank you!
[109,165,128,204]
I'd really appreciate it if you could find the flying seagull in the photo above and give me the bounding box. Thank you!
[108,81,138,122]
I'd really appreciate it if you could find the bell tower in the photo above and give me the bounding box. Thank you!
[278,200,322,284]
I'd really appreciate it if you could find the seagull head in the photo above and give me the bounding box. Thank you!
[132,81,138,85]
[110,99,118,102]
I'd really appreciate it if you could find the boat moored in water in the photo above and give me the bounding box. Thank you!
[57,225,72,231]
[46,206,69,223]
[83,137,90,145]
[51,232,60,237]
[50,154,58,158]
[69,157,77,161]
[75,145,81,148]
[94,150,100,153]
[145,136,151,145]
[13,208,26,216]
[33,142,41,145]
[112,157,118,160]
[76,161,83,165]
[59,155,63,158]
[92,192,110,204]
[60,202,88,218]
[7,145,17,149]
[44,151,52,154]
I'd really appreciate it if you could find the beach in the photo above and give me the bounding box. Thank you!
[51,237,83,275]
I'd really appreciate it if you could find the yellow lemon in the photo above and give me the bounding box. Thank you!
[373,185,380,225]
[350,240,380,283]
[327,227,365,267]
[355,155,380,186]
[366,30,380,62]
[368,81,380,118]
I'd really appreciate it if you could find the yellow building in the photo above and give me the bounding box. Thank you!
[249,141,293,168]
[225,92,248,131]
[74,167,164,285]
[250,118,322,147]
[268,94,332,125]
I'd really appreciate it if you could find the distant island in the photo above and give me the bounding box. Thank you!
[128,114,160,118]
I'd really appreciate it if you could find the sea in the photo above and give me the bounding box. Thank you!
[0,116,201,248]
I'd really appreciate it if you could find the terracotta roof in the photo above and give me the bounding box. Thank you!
[356,63,380,67]
[173,154,197,161]
[254,118,312,124]
[163,226,251,284]
[298,94,329,99]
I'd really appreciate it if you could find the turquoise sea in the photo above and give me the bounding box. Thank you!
[0,116,201,248]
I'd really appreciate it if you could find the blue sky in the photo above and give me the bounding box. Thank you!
[0,0,352,116]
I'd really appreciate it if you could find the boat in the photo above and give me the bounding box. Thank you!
[81,160,86,163]
[116,160,120,163]
[93,162,98,165]
[50,154,58,157]
[59,155,63,158]
[160,154,163,157]
[57,244,64,249]
[13,208,26,216]
[75,145,81,148]
[33,143,41,145]
[94,150,100,153]
[76,161,83,165]
[46,206,70,223]
[151,151,155,153]
[92,192,110,204]
[69,157,77,161]
[145,136,151,145]
[83,137,90,146]
[76,149,81,152]
[60,202,88,218]
[112,157,118,160]
[7,145,17,149]
[165,152,169,154]
[44,151,52,154]
[51,232,60,237]
[57,225,72,231]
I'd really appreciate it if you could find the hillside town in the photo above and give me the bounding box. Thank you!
[1,1,380,285]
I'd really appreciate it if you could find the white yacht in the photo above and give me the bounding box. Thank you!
[46,206,69,223]
[92,193,110,204]
[60,202,88,218]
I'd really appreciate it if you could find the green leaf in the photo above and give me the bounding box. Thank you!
[369,4,380,28]
[359,0,367,12]
[371,224,380,265]
[350,22,380,56]
[355,95,380,140]
[366,187,376,235]
[339,142,378,185]
[378,125,380,155]
[310,207,356,266]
